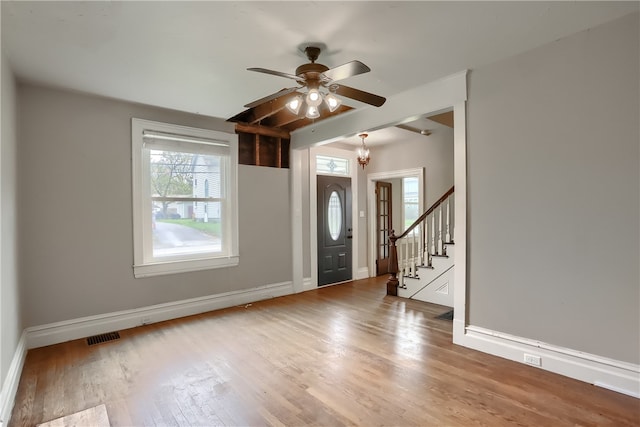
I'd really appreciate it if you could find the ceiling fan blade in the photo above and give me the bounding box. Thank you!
[333,84,386,107]
[322,60,370,82]
[244,87,299,108]
[247,67,304,82]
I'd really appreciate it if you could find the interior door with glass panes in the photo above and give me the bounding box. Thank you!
[376,181,392,275]
[317,175,352,286]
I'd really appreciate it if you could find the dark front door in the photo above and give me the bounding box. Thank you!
[376,181,392,275]
[317,175,352,286]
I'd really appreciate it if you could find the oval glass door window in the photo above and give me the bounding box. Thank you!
[328,191,342,240]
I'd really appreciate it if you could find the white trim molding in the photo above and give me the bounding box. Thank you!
[356,267,370,280]
[0,332,27,427]
[25,281,293,350]
[460,325,640,398]
[302,277,314,292]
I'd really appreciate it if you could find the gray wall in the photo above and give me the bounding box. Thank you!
[467,12,639,364]
[1,50,21,394]
[367,128,455,208]
[18,84,292,327]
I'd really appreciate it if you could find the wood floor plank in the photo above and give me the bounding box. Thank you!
[9,277,640,426]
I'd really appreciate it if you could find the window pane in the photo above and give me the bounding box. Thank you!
[316,155,349,175]
[327,191,342,240]
[150,149,224,258]
[403,177,419,231]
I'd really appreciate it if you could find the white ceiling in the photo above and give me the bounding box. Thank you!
[2,1,637,146]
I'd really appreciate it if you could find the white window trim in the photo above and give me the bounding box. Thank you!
[131,118,239,278]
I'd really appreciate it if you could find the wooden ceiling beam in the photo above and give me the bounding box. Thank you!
[248,96,291,123]
[234,123,290,139]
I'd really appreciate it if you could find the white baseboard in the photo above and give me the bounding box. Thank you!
[302,277,314,292]
[301,269,368,292]
[458,325,640,398]
[356,267,370,280]
[0,331,27,426]
[26,281,294,350]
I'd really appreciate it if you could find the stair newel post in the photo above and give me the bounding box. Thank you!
[398,237,405,287]
[386,230,399,296]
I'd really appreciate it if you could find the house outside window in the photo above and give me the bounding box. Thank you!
[131,118,238,278]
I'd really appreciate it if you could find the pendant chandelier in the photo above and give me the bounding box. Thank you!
[357,133,370,169]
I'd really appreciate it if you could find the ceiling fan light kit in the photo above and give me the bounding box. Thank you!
[325,93,341,112]
[306,105,320,119]
[286,95,303,115]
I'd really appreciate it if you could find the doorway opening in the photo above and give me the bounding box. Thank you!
[310,146,360,288]
[367,168,424,279]
[317,175,352,285]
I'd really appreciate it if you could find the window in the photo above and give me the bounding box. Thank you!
[132,118,238,277]
[316,155,349,176]
[403,177,419,232]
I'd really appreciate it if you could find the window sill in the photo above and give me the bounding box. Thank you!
[133,255,239,278]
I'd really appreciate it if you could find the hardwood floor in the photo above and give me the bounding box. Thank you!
[9,277,639,426]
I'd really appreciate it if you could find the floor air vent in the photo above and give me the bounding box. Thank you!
[87,331,120,346]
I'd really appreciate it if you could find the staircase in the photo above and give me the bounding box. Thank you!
[387,187,455,307]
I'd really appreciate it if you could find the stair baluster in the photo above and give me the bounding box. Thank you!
[445,197,451,243]
[419,223,425,267]
[437,205,443,255]
[425,217,432,267]
[430,214,436,256]
[413,232,419,277]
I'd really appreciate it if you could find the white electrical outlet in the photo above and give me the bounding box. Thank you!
[524,354,542,366]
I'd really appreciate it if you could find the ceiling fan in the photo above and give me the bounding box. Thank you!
[244,45,386,119]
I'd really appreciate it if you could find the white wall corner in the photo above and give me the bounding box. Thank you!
[458,325,640,398]
[0,331,27,427]
[25,281,294,350]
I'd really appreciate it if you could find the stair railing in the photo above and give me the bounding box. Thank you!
[387,186,455,296]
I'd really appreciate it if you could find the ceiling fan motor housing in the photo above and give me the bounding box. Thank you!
[295,63,330,85]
